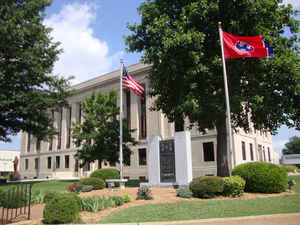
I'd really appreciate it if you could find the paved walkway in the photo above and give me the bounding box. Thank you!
[95,213,300,225]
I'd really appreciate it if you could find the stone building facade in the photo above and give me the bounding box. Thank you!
[19,63,277,179]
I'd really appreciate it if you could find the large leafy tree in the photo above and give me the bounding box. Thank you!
[0,0,71,142]
[72,90,137,168]
[126,0,300,176]
[282,136,300,155]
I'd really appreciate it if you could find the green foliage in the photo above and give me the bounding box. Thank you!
[67,182,82,194]
[0,189,27,208]
[81,196,110,212]
[44,190,62,204]
[176,188,193,198]
[0,0,71,142]
[126,179,148,187]
[282,136,300,155]
[281,165,300,173]
[90,168,120,181]
[81,185,94,192]
[126,0,300,177]
[72,90,136,168]
[122,194,131,203]
[232,162,288,193]
[223,176,246,197]
[80,177,105,190]
[189,176,224,198]
[109,196,124,206]
[137,186,153,200]
[43,192,81,224]
[31,190,45,204]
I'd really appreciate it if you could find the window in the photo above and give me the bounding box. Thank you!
[203,142,214,162]
[242,141,246,160]
[138,148,147,165]
[258,144,262,161]
[268,147,271,162]
[75,160,79,172]
[139,176,146,180]
[57,110,63,150]
[76,103,81,148]
[36,138,41,152]
[49,111,54,151]
[27,133,31,152]
[65,155,70,168]
[25,159,29,170]
[110,161,116,167]
[139,85,146,139]
[250,143,254,161]
[263,146,266,161]
[56,156,60,169]
[125,90,131,129]
[83,163,90,171]
[47,157,52,169]
[35,158,39,169]
[66,107,72,149]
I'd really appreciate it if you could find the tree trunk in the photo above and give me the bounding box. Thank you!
[216,116,230,177]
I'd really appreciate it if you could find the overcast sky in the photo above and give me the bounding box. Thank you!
[0,0,299,155]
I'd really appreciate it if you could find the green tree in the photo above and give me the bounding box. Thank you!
[282,136,300,155]
[0,0,71,142]
[72,90,137,168]
[126,0,300,176]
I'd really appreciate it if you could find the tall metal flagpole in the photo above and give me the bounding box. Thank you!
[119,58,124,180]
[218,22,235,172]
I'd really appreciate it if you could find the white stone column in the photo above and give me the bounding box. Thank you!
[175,131,193,186]
[147,135,162,186]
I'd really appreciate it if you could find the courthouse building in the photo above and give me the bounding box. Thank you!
[19,63,277,179]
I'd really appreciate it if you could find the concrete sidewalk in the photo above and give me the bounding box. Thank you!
[98,213,300,225]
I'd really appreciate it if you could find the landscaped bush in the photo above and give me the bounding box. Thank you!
[281,165,300,173]
[81,196,108,212]
[31,190,45,204]
[122,194,131,203]
[223,176,246,197]
[125,179,148,187]
[81,185,93,192]
[108,196,124,206]
[189,176,224,198]
[0,189,27,208]
[136,186,153,200]
[44,190,62,204]
[80,177,105,190]
[176,188,193,198]
[232,162,288,193]
[90,168,120,181]
[43,192,81,224]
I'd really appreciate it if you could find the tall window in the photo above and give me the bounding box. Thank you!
[258,144,262,161]
[65,155,70,168]
[56,156,60,169]
[125,90,131,129]
[250,143,254,161]
[139,85,146,139]
[268,147,271,162]
[25,159,29,170]
[66,106,72,149]
[27,133,31,152]
[36,138,41,152]
[76,103,81,147]
[242,141,246,160]
[47,157,52,169]
[75,160,79,172]
[203,142,214,161]
[34,158,39,169]
[57,110,63,150]
[138,148,147,165]
[263,146,266,161]
[49,111,54,151]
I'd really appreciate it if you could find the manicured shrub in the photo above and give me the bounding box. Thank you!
[44,190,62,204]
[281,165,300,173]
[126,179,148,187]
[136,186,153,200]
[176,188,193,198]
[122,194,131,203]
[223,176,246,197]
[232,162,288,193]
[0,189,27,208]
[43,192,81,224]
[80,177,105,190]
[108,196,124,206]
[189,176,224,198]
[81,185,94,192]
[90,168,120,181]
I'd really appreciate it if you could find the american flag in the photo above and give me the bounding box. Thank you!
[122,66,145,96]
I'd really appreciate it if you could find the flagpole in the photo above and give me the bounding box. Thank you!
[119,58,124,181]
[218,22,235,173]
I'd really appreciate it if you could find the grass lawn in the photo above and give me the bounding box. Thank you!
[0,180,73,194]
[100,176,300,224]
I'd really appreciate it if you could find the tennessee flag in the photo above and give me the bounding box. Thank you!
[222,30,273,59]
